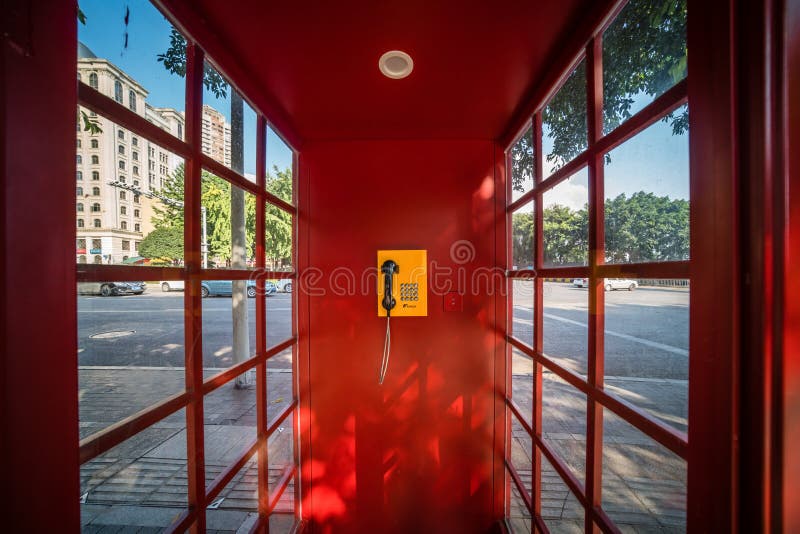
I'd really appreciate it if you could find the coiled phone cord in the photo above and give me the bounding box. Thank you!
[379,315,391,385]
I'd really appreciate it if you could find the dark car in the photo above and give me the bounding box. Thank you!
[200,280,277,298]
[77,281,146,296]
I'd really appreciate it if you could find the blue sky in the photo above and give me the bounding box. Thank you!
[78,0,293,176]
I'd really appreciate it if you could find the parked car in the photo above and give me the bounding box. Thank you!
[160,280,185,292]
[200,280,277,298]
[571,278,639,291]
[273,279,293,293]
[77,281,146,296]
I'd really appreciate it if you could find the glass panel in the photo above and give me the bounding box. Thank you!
[266,287,294,350]
[266,207,294,271]
[604,105,690,264]
[205,461,259,530]
[604,279,689,432]
[77,0,186,137]
[78,286,185,436]
[75,111,185,266]
[602,0,687,134]
[203,61,258,181]
[80,408,187,530]
[202,279,257,374]
[268,412,296,513]
[509,417,533,519]
[511,279,534,347]
[511,201,534,271]
[267,125,295,204]
[267,347,294,422]
[602,409,686,531]
[511,348,533,424]
[540,453,585,532]
[542,373,586,483]
[269,513,298,533]
[543,280,588,377]
[203,381,257,470]
[202,173,257,269]
[510,126,535,202]
[542,60,587,179]
[543,168,589,267]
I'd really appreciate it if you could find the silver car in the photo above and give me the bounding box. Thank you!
[78,281,146,296]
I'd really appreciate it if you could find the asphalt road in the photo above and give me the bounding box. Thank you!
[512,280,689,379]
[78,281,689,380]
[78,285,294,369]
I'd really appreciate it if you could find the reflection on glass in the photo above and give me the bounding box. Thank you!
[542,60,587,178]
[268,125,295,204]
[604,105,689,264]
[543,280,588,377]
[202,61,258,181]
[602,409,686,531]
[604,279,689,432]
[511,201,534,270]
[542,168,588,267]
[602,0,687,134]
[511,279,535,347]
[74,109,185,266]
[80,408,187,529]
[542,372,586,483]
[78,285,185,436]
[510,126,534,202]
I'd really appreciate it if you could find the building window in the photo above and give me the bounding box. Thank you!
[76,155,82,164]
[119,191,126,200]
[76,139,82,148]
[91,139,99,149]
[120,176,126,184]
[119,160,125,170]
[91,203,101,212]
[121,221,128,230]
[128,90,137,112]
[133,180,139,187]
[132,151,139,161]
[120,206,127,215]
[92,187,100,196]
[92,171,99,181]
[133,194,140,204]
[149,161,155,171]
[76,171,83,181]
[77,219,84,228]
[118,145,125,155]
[134,209,140,218]
[76,187,83,196]
[93,255,102,264]
[133,165,139,176]
[77,239,86,249]
[91,155,99,165]
[118,130,125,140]
[89,72,98,89]
[177,123,183,139]
[122,240,130,251]
[93,219,101,228]
[134,224,141,232]
[92,239,101,249]
[114,80,123,103]
[134,241,138,251]
[78,255,87,264]
[132,137,138,147]
[76,203,84,212]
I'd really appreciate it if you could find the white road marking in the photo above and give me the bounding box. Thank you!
[540,311,688,357]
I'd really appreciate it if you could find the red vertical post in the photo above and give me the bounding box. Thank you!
[504,149,514,521]
[532,112,544,519]
[291,150,301,521]
[255,115,269,531]
[183,42,206,533]
[585,35,605,532]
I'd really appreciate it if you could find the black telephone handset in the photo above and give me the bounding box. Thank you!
[381,260,399,316]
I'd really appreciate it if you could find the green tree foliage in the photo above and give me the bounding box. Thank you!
[544,204,589,266]
[512,211,534,267]
[138,226,183,265]
[265,166,293,268]
[157,29,228,98]
[511,0,687,191]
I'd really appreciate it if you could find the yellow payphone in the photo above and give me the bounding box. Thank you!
[376,250,427,384]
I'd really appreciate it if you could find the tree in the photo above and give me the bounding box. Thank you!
[265,166,293,268]
[512,211,534,267]
[543,204,588,266]
[511,0,687,191]
[139,226,183,265]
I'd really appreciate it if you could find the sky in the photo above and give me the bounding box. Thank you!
[78,0,293,177]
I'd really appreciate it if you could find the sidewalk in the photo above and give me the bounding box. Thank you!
[78,367,686,533]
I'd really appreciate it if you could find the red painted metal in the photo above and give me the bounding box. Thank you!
[76,264,183,282]
[269,464,297,512]
[201,154,296,214]
[532,110,544,520]
[256,115,270,526]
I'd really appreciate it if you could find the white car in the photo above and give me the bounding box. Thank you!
[571,278,638,291]
[160,280,185,292]
[272,279,293,293]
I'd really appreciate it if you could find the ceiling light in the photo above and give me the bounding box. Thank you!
[379,50,413,79]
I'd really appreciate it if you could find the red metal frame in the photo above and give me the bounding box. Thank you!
[73,17,302,534]
[502,1,691,532]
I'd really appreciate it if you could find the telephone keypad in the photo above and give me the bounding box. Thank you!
[399,283,419,302]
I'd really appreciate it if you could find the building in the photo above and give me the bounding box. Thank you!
[76,42,185,264]
[201,104,231,167]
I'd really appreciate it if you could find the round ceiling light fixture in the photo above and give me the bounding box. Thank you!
[379,50,414,79]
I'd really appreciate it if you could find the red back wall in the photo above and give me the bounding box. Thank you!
[300,140,501,533]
